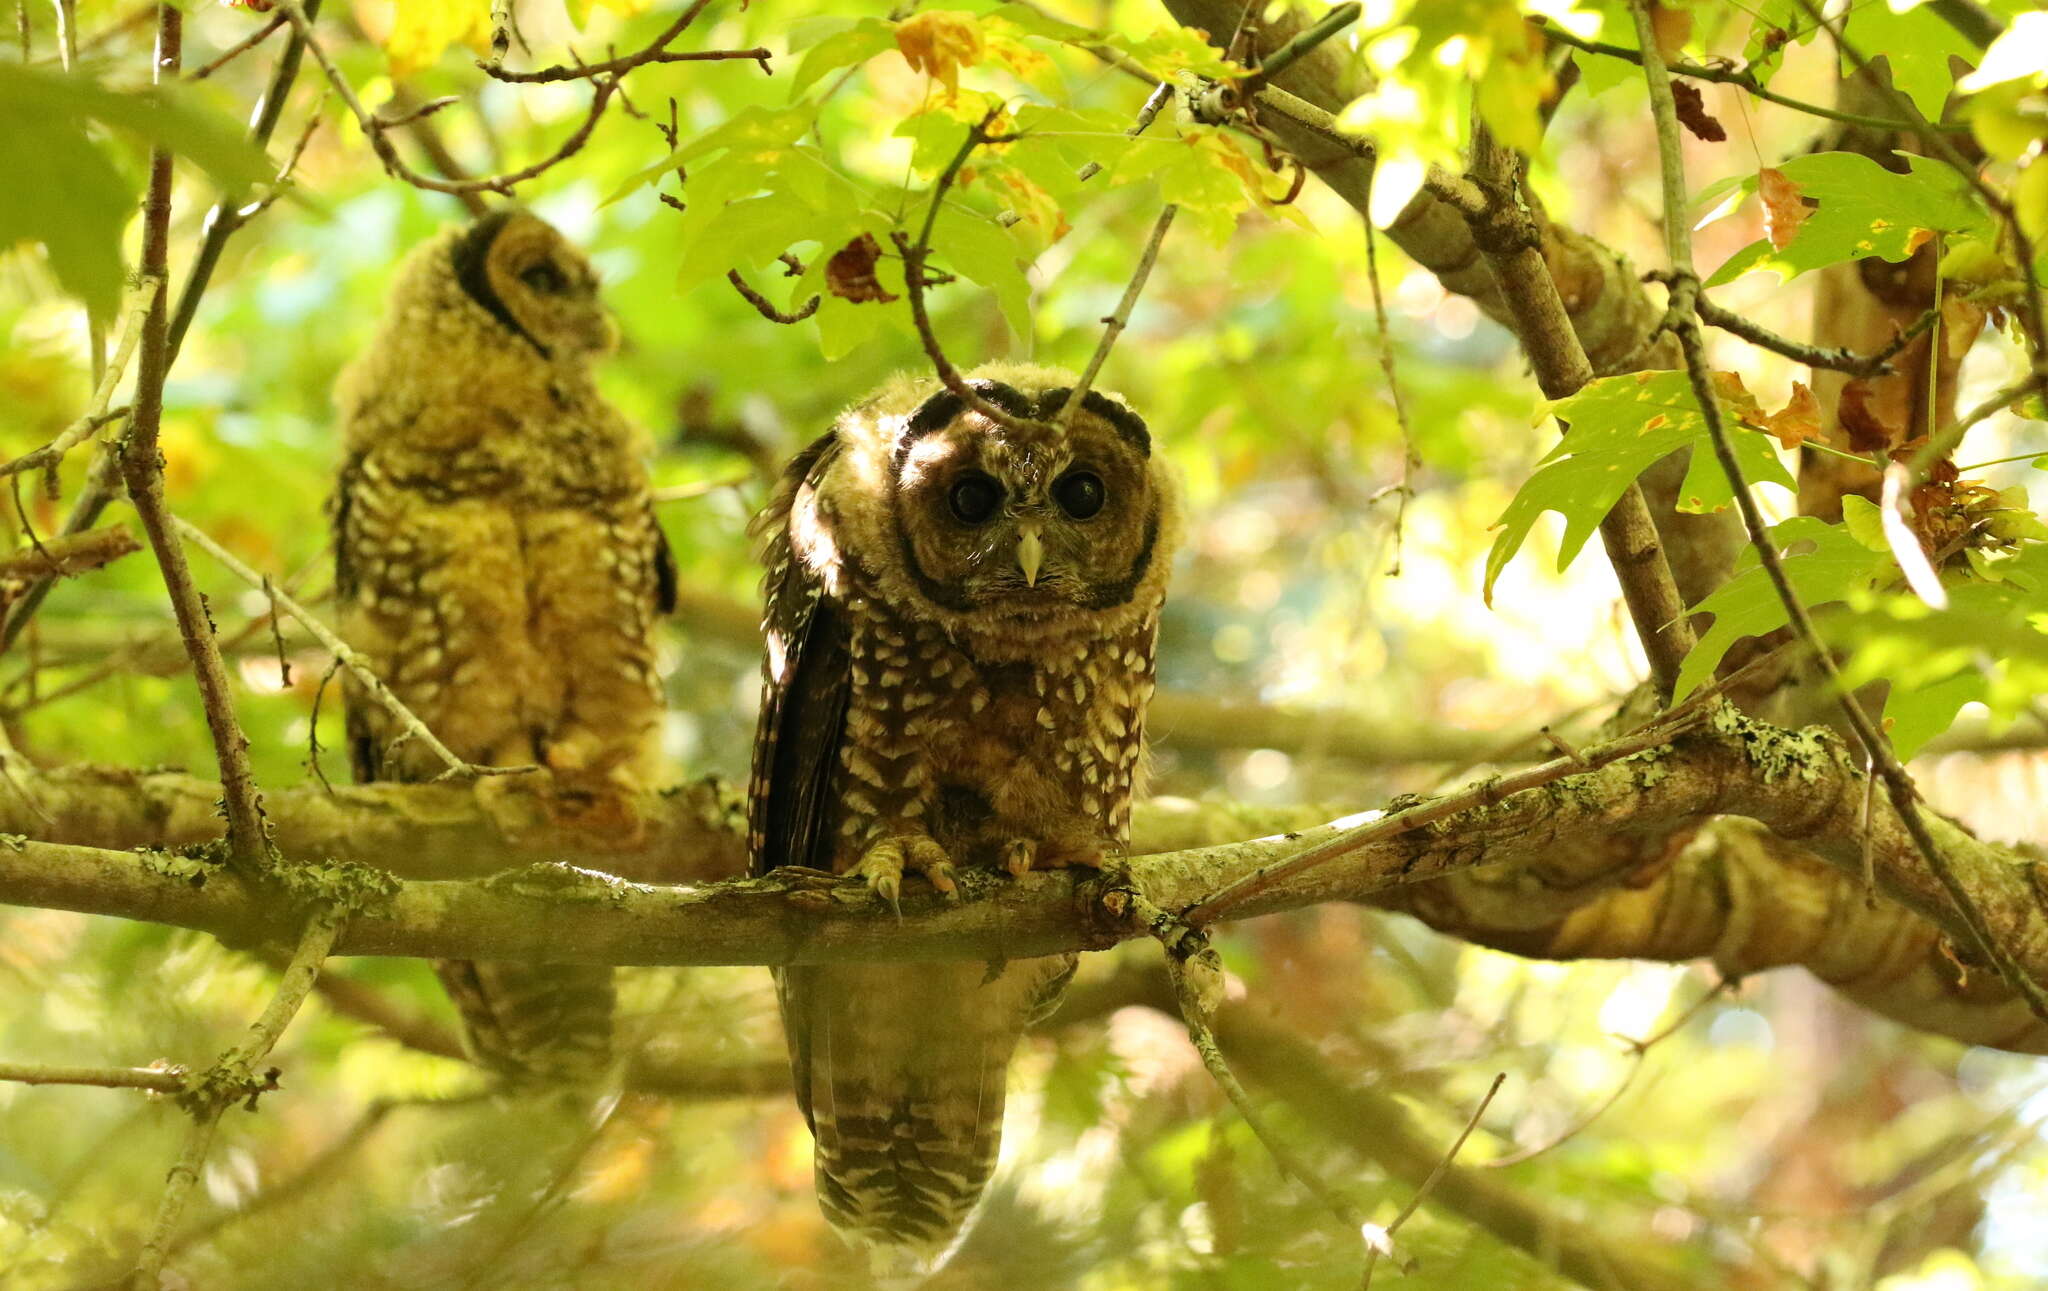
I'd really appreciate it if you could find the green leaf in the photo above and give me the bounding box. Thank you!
[933,207,1032,340]
[0,99,132,315]
[788,17,897,97]
[674,193,823,294]
[1484,371,1796,604]
[1673,516,1894,699]
[607,105,814,203]
[1705,152,1991,286]
[1884,668,1984,761]
[1843,2,1975,124]
[0,65,273,313]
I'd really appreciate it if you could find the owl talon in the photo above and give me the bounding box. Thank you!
[1000,838,1036,877]
[852,833,955,905]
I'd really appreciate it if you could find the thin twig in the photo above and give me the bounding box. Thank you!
[118,4,269,875]
[276,0,620,199]
[1077,80,1175,183]
[0,273,154,482]
[372,93,459,130]
[1360,1072,1505,1288]
[1688,289,1937,378]
[652,476,751,503]
[1481,977,1729,1169]
[1362,154,1418,576]
[893,111,1047,437]
[187,11,284,80]
[1906,364,2048,483]
[1627,0,2048,1024]
[130,913,341,1290]
[1159,939,1367,1233]
[726,268,819,323]
[172,516,518,783]
[1058,203,1177,424]
[1535,18,1968,135]
[479,0,767,82]
[0,1060,185,1093]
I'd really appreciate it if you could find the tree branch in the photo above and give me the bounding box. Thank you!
[0,525,140,584]
[1533,19,1969,135]
[1626,0,2048,1024]
[117,3,268,876]
[130,912,340,1289]
[1458,122,1697,698]
[476,0,768,82]
[0,715,2038,989]
[3,721,2044,1053]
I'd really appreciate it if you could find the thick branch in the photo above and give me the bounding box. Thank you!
[4,722,2045,1052]
[3,717,2042,990]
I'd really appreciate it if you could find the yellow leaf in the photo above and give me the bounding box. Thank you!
[365,0,495,78]
[895,10,985,99]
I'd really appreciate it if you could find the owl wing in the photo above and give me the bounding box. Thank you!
[747,430,849,882]
[332,451,385,784]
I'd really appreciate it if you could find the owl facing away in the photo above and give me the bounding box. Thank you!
[332,209,675,1082]
[749,364,1182,1254]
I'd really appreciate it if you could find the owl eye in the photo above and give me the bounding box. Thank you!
[1052,471,1105,519]
[948,473,1003,525]
[520,262,570,295]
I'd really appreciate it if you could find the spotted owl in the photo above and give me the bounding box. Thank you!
[332,209,675,1083]
[749,364,1181,1253]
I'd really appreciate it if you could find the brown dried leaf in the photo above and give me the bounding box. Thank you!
[1758,167,1810,251]
[825,234,898,304]
[1649,2,1693,60]
[1942,296,1987,360]
[1761,382,1823,449]
[1671,81,1726,142]
[1710,369,1763,423]
[1838,379,1902,453]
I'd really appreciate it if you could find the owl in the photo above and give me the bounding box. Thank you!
[332,209,675,1083]
[749,363,1182,1253]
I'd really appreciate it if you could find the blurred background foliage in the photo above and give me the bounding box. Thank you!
[3,1,2048,1288]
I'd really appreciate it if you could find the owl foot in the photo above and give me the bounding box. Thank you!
[850,834,958,909]
[1000,836,1107,876]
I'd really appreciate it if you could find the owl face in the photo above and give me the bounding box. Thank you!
[890,381,1161,621]
[450,209,614,359]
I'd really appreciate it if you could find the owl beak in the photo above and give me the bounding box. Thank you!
[1016,524,1045,588]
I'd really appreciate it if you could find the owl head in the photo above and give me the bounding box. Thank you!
[445,208,615,359]
[813,363,1182,652]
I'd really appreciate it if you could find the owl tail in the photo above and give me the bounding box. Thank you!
[780,954,1076,1256]
[434,958,616,1084]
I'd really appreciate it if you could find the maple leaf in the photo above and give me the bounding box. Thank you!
[1760,382,1822,449]
[825,234,897,304]
[1671,82,1726,142]
[1758,167,1810,251]
[895,11,985,99]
